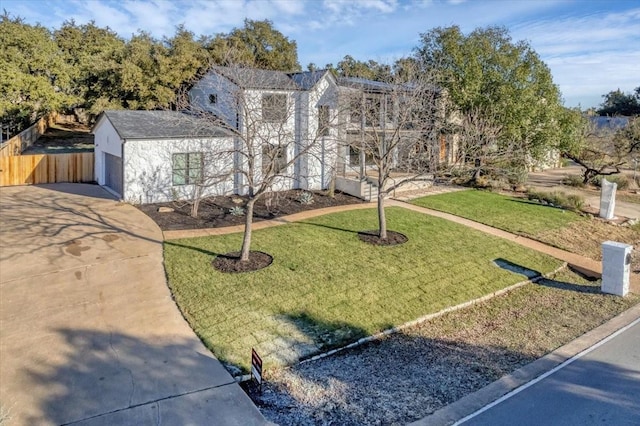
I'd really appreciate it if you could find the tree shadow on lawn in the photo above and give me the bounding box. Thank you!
[494,258,600,294]
[164,240,226,258]
[296,220,361,235]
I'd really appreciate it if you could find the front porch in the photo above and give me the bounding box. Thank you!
[335,171,435,201]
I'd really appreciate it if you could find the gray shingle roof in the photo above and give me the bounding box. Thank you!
[98,110,232,140]
[590,116,629,131]
[289,70,330,90]
[210,66,330,91]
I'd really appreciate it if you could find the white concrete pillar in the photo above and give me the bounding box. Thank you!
[599,179,617,220]
[601,241,632,296]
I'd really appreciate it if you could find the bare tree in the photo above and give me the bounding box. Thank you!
[179,66,340,263]
[563,116,636,184]
[337,70,451,240]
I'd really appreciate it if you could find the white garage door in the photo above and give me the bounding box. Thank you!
[104,153,123,197]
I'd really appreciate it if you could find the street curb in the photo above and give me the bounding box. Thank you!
[408,302,640,426]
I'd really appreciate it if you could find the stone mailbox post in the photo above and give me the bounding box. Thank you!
[601,241,632,296]
[599,179,617,220]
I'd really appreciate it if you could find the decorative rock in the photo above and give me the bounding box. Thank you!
[158,206,174,213]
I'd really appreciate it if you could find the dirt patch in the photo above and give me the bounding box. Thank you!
[138,190,365,231]
[213,251,274,273]
[536,218,640,273]
[23,122,94,154]
[357,230,408,246]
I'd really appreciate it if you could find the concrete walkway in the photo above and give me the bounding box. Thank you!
[0,184,269,425]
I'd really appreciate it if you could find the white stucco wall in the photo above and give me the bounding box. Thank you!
[93,115,123,186]
[189,72,240,129]
[123,137,236,204]
[305,74,339,190]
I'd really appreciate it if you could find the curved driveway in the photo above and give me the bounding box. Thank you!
[0,184,267,425]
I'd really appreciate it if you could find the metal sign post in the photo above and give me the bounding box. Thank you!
[251,348,263,392]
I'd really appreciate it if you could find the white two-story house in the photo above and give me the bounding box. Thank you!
[92,66,455,203]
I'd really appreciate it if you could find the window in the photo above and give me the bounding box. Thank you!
[318,105,330,136]
[262,94,287,122]
[364,97,380,127]
[208,93,217,104]
[384,96,394,124]
[262,144,287,174]
[172,153,203,185]
[350,100,362,124]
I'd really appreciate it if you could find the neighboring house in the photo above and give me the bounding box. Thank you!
[93,110,235,203]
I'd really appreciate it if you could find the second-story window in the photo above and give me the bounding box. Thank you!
[262,94,287,122]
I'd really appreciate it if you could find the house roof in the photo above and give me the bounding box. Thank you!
[95,110,232,140]
[590,116,629,131]
[209,66,331,91]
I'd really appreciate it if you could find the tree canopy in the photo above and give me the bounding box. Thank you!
[414,26,567,166]
[597,87,640,116]
[1,16,299,134]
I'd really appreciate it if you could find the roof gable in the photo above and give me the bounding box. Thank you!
[207,66,332,91]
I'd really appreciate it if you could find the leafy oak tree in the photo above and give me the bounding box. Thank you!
[1,14,74,132]
[414,26,566,179]
[597,87,640,116]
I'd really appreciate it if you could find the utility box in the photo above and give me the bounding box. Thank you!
[601,241,632,296]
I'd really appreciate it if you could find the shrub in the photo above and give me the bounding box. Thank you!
[526,189,584,212]
[297,191,314,205]
[229,206,245,216]
[562,174,585,188]
[592,175,630,190]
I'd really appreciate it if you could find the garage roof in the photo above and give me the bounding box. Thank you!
[98,110,233,140]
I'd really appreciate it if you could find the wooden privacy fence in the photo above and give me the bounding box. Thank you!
[0,113,57,158]
[0,153,94,186]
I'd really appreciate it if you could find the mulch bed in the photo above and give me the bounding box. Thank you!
[357,230,408,246]
[212,251,273,273]
[137,189,365,231]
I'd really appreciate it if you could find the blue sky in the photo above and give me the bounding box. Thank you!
[3,0,639,108]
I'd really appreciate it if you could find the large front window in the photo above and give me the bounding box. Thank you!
[262,144,287,174]
[172,152,203,185]
[262,94,287,122]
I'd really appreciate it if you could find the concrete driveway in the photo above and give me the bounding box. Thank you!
[0,184,267,425]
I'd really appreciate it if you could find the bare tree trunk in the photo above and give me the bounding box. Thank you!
[378,192,387,239]
[190,186,202,218]
[240,199,255,261]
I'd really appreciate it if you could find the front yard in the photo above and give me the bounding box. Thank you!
[164,206,562,373]
[412,190,640,263]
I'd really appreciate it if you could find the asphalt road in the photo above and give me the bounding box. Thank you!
[459,320,640,426]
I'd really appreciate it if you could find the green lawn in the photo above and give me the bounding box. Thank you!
[164,207,562,372]
[411,190,585,236]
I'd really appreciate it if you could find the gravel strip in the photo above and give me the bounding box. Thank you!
[245,270,639,425]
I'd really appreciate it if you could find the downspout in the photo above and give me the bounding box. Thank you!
[121,139,126,201]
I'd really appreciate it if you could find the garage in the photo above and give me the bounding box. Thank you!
[104,153,122,197]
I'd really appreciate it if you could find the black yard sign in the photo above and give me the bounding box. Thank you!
[251,348,263,388]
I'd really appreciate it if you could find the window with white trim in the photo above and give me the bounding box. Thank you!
[172,153,203,185]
